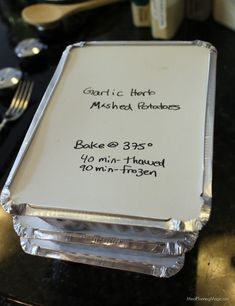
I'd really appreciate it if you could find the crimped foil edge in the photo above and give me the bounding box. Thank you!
[13,218,196,256]
[20,238,185,278]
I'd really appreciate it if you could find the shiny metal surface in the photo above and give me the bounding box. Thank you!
[0,67,22,90]
[20,237,185,278]
[14,38,46,58]
[0,81,34,132]
[13,215,198,255]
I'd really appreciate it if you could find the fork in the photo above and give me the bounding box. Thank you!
[0,80,34,132]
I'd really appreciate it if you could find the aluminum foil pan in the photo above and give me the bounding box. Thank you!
[1,40,217,233]
[14,216,198,255]
[20,237,185,277]
[14,215,199,240]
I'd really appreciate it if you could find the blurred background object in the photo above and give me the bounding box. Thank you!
[213,0,235,32]
[130,0,150,27]
[21,0,123,27]
[186,0,212,21]
[0,67,22,96]
[150,0,184,39]
[1,0,235,45]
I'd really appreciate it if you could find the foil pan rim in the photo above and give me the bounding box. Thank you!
[13,218,197,255]
[2,189,211,232]
[20,237,185,278]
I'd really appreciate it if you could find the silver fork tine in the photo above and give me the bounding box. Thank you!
[5,81,24,116]
[14,81,30,115]
[0,80,34,132]
[25,82,34,108]
[17,82,34,117]
[11,81,28,116]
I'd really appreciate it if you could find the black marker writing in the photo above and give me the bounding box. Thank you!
[90,101,133,111]
[83,87,124,97]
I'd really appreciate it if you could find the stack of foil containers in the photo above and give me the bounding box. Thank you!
[1,41,216,277]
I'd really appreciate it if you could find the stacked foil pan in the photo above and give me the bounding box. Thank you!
[13,215,198,277]
[0,41,216,277]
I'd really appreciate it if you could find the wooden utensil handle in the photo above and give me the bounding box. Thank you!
[61,0,121,16]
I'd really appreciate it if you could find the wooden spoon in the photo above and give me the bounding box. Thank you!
[22,0,121,26]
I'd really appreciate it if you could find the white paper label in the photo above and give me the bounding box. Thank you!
[10,44,212,221]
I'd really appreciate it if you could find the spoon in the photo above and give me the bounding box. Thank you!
[22,0,121,27]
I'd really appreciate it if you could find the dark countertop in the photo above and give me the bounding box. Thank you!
[0,1,234,306]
